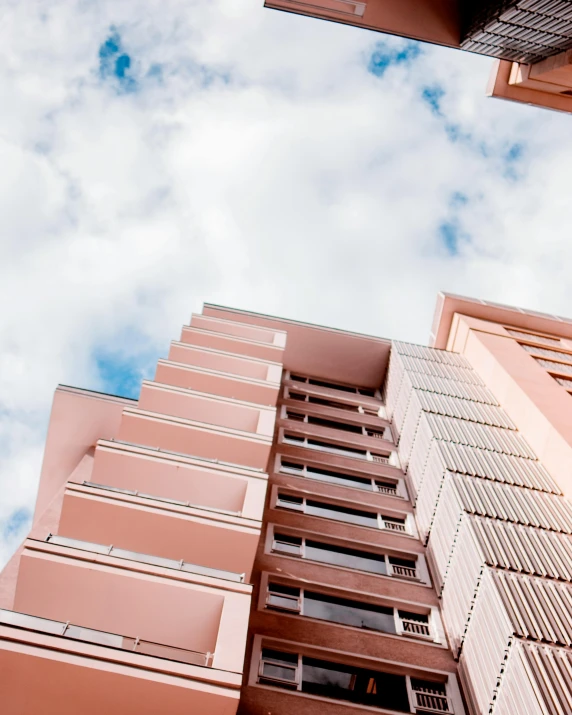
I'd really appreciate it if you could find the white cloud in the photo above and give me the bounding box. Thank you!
[0,0,571,564]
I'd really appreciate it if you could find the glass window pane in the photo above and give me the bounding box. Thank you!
[303,592,396,633]
[306,500,378,527]
[307,467,371,490]
[262,648,298,666]
[305,540,387,575]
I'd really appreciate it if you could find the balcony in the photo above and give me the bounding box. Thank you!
[281,429,398,468]
[244,637,461,714]
[180,314,286,363]
[264,580,437,642]
[281,408,394,452]
[90,440,267,521]
[0,538,252,713]
[275,491,412,535]
[158,345,282,405]
[117,394,274,469]
[57,479,262,580]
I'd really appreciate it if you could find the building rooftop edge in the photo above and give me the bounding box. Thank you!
[430,293,572,349]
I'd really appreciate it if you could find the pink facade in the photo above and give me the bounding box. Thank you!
[2,296,572,713]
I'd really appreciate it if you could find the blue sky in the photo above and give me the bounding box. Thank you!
[1,0,572,565]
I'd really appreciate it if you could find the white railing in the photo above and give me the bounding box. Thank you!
[401,618,431,637]
[412,685,451,713]
[390,564,417,579]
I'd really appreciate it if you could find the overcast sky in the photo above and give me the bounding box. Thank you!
[1,0,572,566]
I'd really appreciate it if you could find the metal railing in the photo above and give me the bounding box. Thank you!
[46,534,245,583]
[0,609,212,667]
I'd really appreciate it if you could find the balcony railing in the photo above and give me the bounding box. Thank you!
[45,534,245,582]
[0,609,212,667]
[389,563,418,579]
[82,480,241,516]
[401,618,431,638]
[411,683,451,713]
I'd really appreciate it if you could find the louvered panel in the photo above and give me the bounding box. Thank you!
[506,328,563,347]
[441,516,486,655]
[521,343,572,362]
[438,442,560,493]
[536,358,572,376]
[426,413,536,458]
[392,341,470,367]
[405,415,435,494]
[493,571,572,646]
[493,642,545,715]
[408,371,499,404]
[413,447,448,543]
[470,516,572,581]
[523,643,572,715]
[452,475,572,533]
[396,389,424,469]
[384,350,406,420]
[427,473,466,590]
[391,369,415,437]
[460,568,514,715]
[398,354,486,384]
[414,389,515,429]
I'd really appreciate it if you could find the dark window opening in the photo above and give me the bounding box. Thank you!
[286,410,306,422]
[308,438,366,456]
[305,499,378,527]
[289,391,307,401]
[305,539,387,575]
[301,657,410,711]
[273,533,303,556]
[303,591,396,634]
[308,396,358,411]
[307,465,372,490]
[281,460,304,472]
[307,415,363,434]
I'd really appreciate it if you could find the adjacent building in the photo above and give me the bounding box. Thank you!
[1,292,572,713]
[264,0,572,114]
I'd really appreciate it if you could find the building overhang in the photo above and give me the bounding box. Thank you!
[430,293,572,350]
[202,304,392,389]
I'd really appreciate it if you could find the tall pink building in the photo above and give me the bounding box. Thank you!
[264,0,572,114]
[1,293,572,714]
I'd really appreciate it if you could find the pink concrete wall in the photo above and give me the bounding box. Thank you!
[117,410,271,470]
[33,388,132,522]
[91,445,249,513]
[448,314,572,498]
[57,492,260,578]
[14,551,224,653]
[155,361,279,406]
[138,383,268,433]
[167,343,277,380]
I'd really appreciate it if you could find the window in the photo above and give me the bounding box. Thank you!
[257,648,453,712]
[271,532,419,580]
[278,458,403,497]
[276,492,408,532]
[259,649,299,688]
[267,583,398,634]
